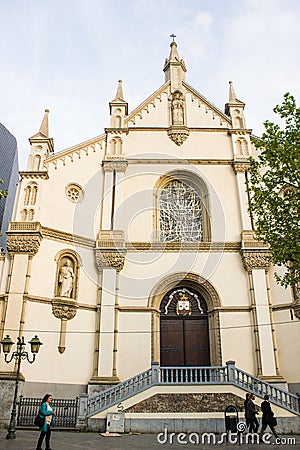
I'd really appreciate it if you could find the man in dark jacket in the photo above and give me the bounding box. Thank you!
[259,395,279,440]
[247,394,259,433]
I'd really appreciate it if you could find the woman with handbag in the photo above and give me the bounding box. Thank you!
[259,394,279,441]
[36,394,55,450]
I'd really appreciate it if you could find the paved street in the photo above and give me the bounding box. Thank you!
[0,430,299,450]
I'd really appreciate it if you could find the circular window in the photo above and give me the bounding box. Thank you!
[66,184,84,203]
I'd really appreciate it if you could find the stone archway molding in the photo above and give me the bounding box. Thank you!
[148,272,222,366]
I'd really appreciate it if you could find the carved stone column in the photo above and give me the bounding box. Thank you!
[101,158,128,230]
[3,223,43,377]
[241,243,284,382]
[92,231,126,385]
[232,161,252,230]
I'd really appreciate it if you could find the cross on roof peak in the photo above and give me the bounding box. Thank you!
[170,33,177,43]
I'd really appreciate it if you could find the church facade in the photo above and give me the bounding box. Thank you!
[0,42,299,405]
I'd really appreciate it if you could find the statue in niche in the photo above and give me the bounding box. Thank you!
[171,92,184,125]
[58,258,74,298]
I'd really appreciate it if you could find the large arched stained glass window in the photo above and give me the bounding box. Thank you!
[160,179,203,242]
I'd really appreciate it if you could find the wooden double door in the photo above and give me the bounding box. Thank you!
[160,287,210,367]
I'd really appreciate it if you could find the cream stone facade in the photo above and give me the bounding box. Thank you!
[0,41,299,407]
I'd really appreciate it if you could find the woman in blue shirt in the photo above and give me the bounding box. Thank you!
[36,394,54,450]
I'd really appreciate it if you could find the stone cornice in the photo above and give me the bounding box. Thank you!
[127,158,232,165]
[24,295,97,311]
[228,129,252,135]
[126,127,231,132]
[42,226,95,248]
[117,306,158,313]
[241,231,269,250]
[105,128,129,134]
[8,222,95,250]
[102,158,128,173]
[271,303,294,311]
[44,135,104,169]
[19,171,49,180]
[125,242,240,252]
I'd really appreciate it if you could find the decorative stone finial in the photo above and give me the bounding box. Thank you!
[39,109,49,137]
[112,80,126,102]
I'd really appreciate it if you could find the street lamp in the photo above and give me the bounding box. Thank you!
[0,335,43,440]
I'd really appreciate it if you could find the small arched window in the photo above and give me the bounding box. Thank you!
[24,183,38,206]
[33,154,42,171]
[21,209,27,221]
[115,115,122,128]
[28,209,34,221]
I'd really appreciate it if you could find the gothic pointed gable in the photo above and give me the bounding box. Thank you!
[125,82,171,128]
[124,80,232,130]
[183,82,232,128]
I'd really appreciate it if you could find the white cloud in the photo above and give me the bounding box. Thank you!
[194,11,213,33]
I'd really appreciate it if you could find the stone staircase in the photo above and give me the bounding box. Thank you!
[76,361,300,432]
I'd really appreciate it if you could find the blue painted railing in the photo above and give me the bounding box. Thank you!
[76,362,299,422]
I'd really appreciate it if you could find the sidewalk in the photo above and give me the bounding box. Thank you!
[0,430,299,450]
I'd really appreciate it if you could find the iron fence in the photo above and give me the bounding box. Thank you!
[17,396,79,428]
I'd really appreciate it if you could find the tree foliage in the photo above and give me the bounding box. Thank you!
[0,179,7,238]
[0,179,7,199]
[248,93,300,289]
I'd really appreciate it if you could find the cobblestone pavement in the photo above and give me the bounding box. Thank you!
[0,430,299,450]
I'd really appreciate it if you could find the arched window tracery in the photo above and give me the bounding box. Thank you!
[159,179,203,242]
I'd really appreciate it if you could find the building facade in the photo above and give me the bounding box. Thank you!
[0,42,299,410]
[0,123,19,249]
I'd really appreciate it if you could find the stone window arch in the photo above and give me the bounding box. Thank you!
[54,250,81,300]
[115,115,122,128]
[236,138,248,156]
[27,209,34,221]
[24,183,38,206]
[109,137,122,156]
[33,154,42,171]
[21,209,27,221]
[154,171,211,242]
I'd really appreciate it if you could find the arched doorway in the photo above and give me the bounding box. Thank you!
[160,287,210,367]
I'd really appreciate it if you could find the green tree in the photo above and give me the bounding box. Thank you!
[0,179,7,199]
[0,179,8,238]
[248,93,300,290]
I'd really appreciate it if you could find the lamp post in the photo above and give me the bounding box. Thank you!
[0,335,43,440]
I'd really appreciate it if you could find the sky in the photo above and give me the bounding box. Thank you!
[0,0,299,170]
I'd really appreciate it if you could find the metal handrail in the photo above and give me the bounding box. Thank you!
[84,363,300,418]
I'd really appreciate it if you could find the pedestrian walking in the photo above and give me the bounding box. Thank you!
[247,393,259,433]
[244,393,250,428]
[36,394,55,450]
[259,395,279,440]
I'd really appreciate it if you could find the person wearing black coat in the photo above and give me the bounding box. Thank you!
[247,394,259,433]
[244,393,250,428]
[259,395,279,440]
